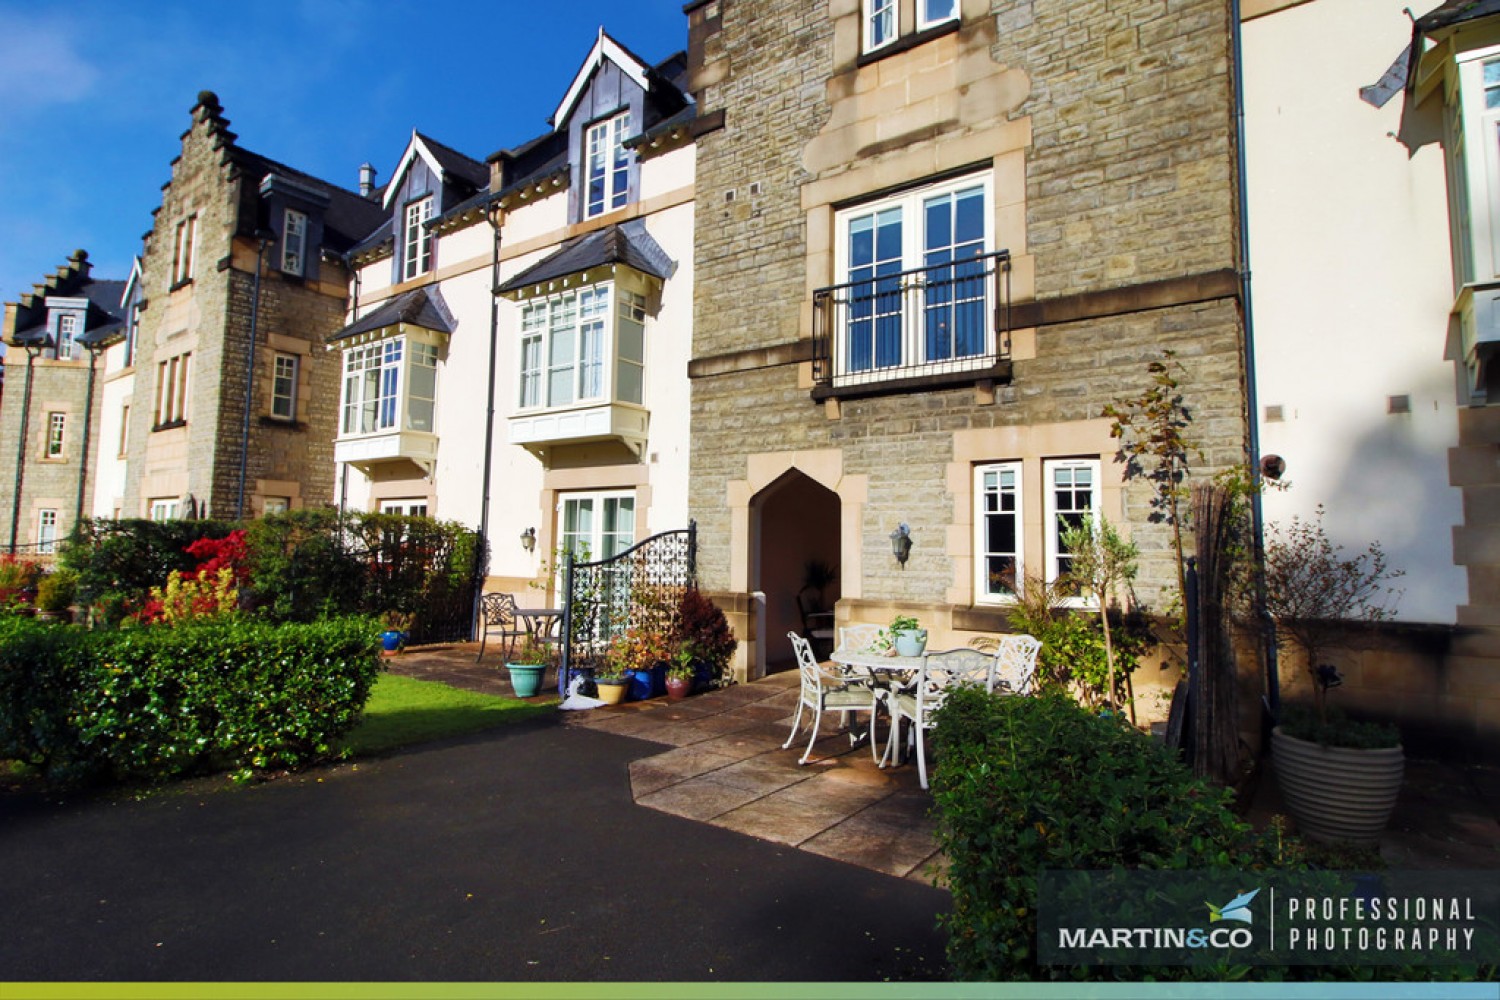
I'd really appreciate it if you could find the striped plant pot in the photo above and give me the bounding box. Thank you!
[1271,726,1404,846]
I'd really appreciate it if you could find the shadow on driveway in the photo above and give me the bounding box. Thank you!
[0,719,949,982]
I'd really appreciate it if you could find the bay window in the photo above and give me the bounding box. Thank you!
[340,337,438,436]
[517,283,647,411]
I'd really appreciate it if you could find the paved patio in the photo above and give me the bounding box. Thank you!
[393,643,944,882]
[393,642,1500,875]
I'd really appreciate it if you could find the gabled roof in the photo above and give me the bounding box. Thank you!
[232,147,388,253]
[330,285,456,343]
[499,220,672,294]
[552,28,653,131]
[381,130,488,209]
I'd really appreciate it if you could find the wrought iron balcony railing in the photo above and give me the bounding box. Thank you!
[812,249,1011,392]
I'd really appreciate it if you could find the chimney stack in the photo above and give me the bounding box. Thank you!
[359,163,376,199]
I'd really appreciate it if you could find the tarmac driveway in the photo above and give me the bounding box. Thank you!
[0,720,950,982]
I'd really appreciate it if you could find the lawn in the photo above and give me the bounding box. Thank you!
[338,673,557,756]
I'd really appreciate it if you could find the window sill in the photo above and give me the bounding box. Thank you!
[810,360,1011,402]
[856,20,959,69]
[168,278,193,293]
[152,419,187,432]
[260,415,305,431]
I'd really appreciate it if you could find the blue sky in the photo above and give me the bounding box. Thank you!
[0,0,690,310]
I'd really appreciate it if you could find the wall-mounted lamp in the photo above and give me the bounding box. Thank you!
[890,522,912,567]
[520,526,537,553]
[1260,454,1286,481]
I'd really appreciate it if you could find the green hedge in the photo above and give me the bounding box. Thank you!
[0,615,382,786]
[929,688,1287,981]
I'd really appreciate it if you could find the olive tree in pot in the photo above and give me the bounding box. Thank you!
[1263,506,1405,846]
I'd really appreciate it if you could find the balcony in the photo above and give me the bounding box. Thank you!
[811,250,1012,399]
[509,401,649,459]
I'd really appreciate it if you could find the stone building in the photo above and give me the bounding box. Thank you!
[110,91,385,521]
[683,0,1250,681]
[0,250,128,556]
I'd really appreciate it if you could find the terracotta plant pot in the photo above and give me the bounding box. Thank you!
[665,676,692,701]
[1271,725,1405,846]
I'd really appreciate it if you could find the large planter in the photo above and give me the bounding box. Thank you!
[893,629,928,658]
[666,676,693,701]
[506,663,547,698]
[627,662,667,701]
[380,630,408,656]
[595,678,630,706]
[1271,725,1405,846]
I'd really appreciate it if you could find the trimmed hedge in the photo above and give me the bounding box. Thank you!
[930,688,1287,981]
[0,615,382,786]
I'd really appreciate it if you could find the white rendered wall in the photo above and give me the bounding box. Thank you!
[1245,0,1465,623]
[92,357,133,518]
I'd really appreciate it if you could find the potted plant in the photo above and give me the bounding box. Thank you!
[505,635,555,699]
[34,568,77,623]
[1262,508,1405,845]
[888,614,927,657]
[666,649,696,701]
[597,632,636,706]
[379,611,413,656]
[675,587,737,690]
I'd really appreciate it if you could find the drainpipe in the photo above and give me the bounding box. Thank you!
[8,342,45,554]
[476,202,503,638]
[1229,0,1280,716]
[235,232,274,520]
[74,342,103,530]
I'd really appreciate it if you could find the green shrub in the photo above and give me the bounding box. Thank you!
[930,688,1286,981]
[62,517,238,624]
[244,509,364,622]
[0,615,381,785]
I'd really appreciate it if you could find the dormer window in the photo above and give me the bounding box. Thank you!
[403,196,434,280]
[56,313,78,360]
[585,112,633,219]
[282,209,307,275]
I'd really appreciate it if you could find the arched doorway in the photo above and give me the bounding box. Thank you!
[751,469,841,673]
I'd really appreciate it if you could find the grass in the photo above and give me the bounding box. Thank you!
[337,673,557,757]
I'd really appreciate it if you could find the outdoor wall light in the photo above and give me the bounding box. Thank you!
[890,523,912,567]
[520,526,537,553]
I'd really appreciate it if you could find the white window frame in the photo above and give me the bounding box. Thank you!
[917,0,959,33]
[973,461,1023,604]
[558,490,636,566]
[56,313,78,361]
[154,353,190,426]
[584,111,633,220]
[339,336,438,437]
[36,509,58,554]
[1043,458,1102,606]
[379,498,429,517]
[282,208,307,275]
[516,282,647,412]
[402,196,434,281]
[171,215,196,286]
[45,412,66,459]
[271,353,299,420]
[864,0,897,53]
[831,170,994,383]
[149,498,180,522]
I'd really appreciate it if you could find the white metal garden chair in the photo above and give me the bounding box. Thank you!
[837,623,884,652]
[881,647,993,790]
[990,633,1042,696]
[782,631,881,765]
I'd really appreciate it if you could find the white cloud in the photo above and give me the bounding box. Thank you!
[0,12,100,118]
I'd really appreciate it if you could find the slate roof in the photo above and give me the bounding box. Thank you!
[498,220,672,293]
[232,148,388,253]
[1414,0,1500,31]
[415,131,490,190]
[330,285,456,343]
[7,260,129,349]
